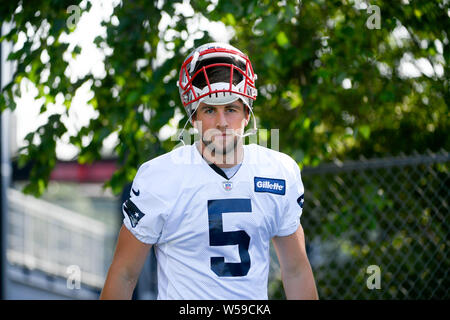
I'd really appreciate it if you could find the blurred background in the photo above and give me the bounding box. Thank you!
[0,0,448,299]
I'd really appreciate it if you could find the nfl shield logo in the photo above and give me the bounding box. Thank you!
[223,181,233,191]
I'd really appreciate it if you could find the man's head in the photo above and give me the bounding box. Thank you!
[177,43,257,159]
[177,42,257,122]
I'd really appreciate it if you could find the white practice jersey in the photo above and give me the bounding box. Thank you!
[122,143,305,300]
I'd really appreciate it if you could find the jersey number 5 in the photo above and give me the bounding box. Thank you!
[208,198,252,277]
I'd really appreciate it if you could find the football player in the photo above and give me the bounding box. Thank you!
[100,43,318,300]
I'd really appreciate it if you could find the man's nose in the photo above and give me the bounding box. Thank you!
[216,109,228,128]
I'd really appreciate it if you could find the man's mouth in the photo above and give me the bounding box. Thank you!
[214,132,233,138]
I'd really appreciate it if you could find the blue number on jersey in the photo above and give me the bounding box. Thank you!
[208,199,252,277]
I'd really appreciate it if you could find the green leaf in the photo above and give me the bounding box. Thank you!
[126,91,140,106]
[259,14,278,32]
[358,125,371,139]
[276,31,289,48]
[224,13,236,26]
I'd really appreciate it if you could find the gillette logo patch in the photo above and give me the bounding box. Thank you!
[254,177,286,195]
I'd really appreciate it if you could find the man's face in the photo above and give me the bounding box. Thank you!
[193,100,249,156]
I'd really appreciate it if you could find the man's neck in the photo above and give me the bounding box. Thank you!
[196,141,244,168]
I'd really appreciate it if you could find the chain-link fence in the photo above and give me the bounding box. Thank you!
[269,150,449,299]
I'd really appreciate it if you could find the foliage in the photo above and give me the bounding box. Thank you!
[0,0,448,198]
[1,0,448,301]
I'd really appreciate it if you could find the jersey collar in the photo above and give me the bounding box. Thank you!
[193,141,246,181]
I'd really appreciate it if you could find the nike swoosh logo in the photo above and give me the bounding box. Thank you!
[132,188,140,196]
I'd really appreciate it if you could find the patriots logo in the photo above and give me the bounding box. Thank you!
[123,199,145,228]
[297,194,305,208]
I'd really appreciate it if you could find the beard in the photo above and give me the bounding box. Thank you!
[201,130,242,166]
[202,134,238,155]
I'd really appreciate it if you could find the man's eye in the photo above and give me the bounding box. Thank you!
[205,108,214,114]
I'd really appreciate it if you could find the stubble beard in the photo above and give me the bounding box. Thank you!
[201,132,241,166]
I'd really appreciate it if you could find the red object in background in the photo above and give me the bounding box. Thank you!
[50,161,118,183]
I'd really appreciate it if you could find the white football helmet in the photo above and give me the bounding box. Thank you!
[177,42,258,121]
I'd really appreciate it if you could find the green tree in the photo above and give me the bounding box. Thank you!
[0,0,448,198]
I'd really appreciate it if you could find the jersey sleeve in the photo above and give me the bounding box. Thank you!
[275,159,305,237]
[122,162,169,244]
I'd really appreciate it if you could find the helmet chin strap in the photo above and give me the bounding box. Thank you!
[177,111,195,146]
[234,107,257,138]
